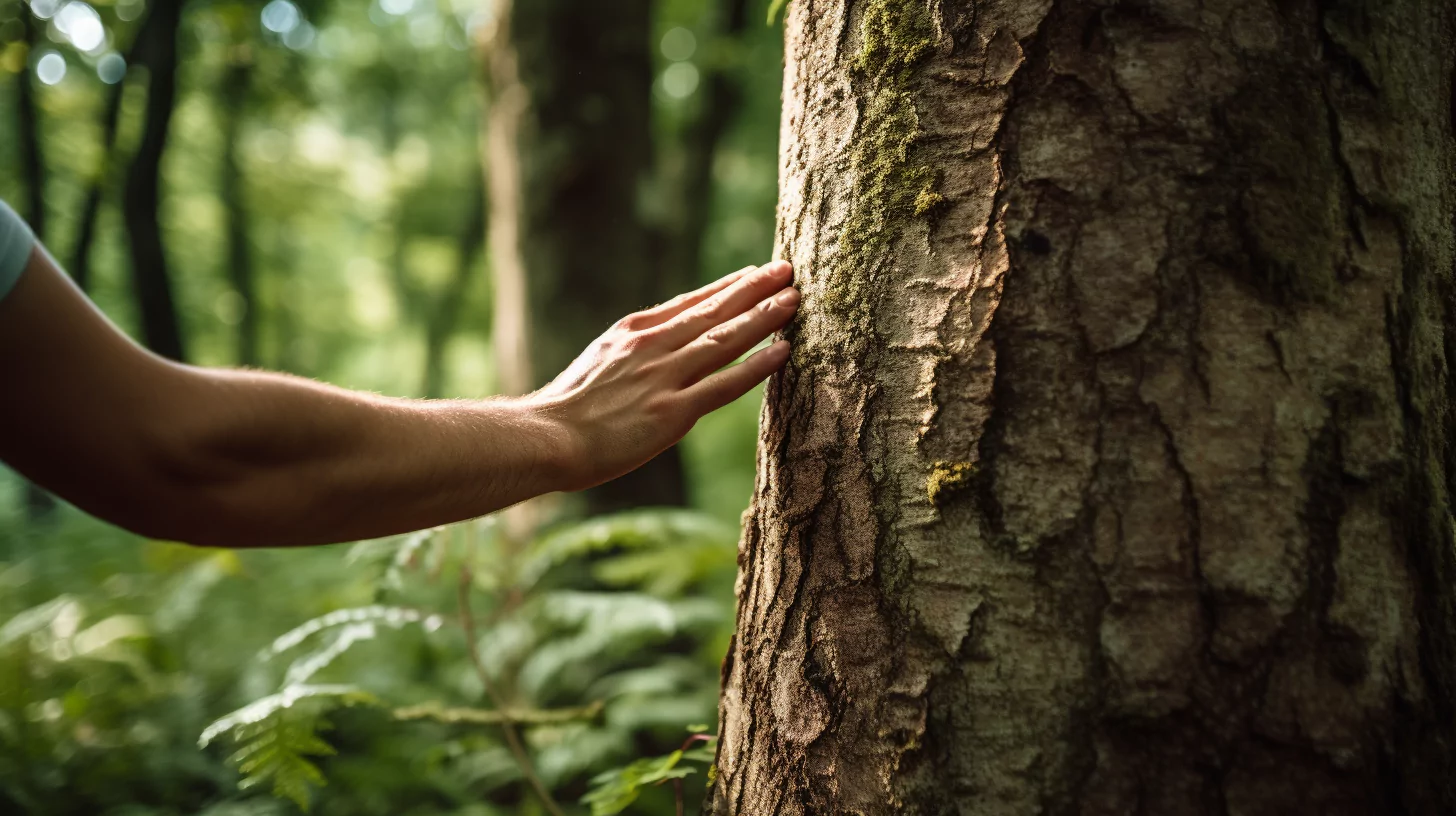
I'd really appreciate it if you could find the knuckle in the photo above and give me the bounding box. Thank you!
[702,324,734,346]
[698,296,731,321]
[613,313,646,332]
[616,334,647,354]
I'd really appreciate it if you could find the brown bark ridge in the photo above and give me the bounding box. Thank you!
[710,0,1455,813]
[484,0,686,513]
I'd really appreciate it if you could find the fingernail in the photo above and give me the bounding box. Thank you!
[768,260,793,279]
[775,288,800,307]
[768,341,790,358]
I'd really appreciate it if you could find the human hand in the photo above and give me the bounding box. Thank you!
[529,260,799,492]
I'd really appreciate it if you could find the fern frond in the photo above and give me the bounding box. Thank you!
[260,605,442,660]
[199,684,378,748]
[0,596,81,649]
[229,714,336,812]
[519,510,735,589]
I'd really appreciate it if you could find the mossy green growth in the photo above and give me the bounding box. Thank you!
[856,0,937,80]
[914,188,945,217]
[927,461,975,506]
[823,0,940,331]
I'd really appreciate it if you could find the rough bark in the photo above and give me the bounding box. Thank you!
[710,1,1456,814]
[122,0,188,362]
[484,0,686,512]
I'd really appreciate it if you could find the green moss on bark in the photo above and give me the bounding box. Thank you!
[822,0,939,329]
[927,461,975,505]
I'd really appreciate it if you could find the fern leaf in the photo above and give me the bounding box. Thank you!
[199,684,378,748]
[260,605,442,660]
[226,713,338,812]
[519,510,735,589]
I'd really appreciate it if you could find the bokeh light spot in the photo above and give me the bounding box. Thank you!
[214,291,245,326]
[660,27,696,62]
[283,20,315,50]
[260,0,300,34]
[96,52,125,84]
[380,0,414,16]
[35,51,66,85]
[56,2,104,52]
[662,61,699,99]
[29,0,62,20]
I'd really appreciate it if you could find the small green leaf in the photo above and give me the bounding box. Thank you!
[767,0,790,25]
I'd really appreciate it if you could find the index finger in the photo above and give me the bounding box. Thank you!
[655,261,794,348]
[625,266,756,330]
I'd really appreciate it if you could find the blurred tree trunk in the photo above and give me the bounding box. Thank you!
[16,12,45,250]
[422,176,486,399]
[379,92,430,347]
[710,1,1456,814]
[69,20,143,292]
[219,49,257,366]
[656,0,749,292]
[484,0,685,513]
[15,9,55,520]
[122,0,188,362]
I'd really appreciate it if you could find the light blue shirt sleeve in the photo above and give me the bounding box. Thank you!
[0,199,37,303]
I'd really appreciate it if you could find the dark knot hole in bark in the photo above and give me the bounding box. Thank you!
[1022,230,1053,255]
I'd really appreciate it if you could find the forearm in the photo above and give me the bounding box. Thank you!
[155,367,575,547]
[0,243,797,548]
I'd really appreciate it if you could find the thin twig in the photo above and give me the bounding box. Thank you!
[669,733,714,816]
[393,699,603,725]
[458,564,566,816]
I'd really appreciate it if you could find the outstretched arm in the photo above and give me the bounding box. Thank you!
[0,247,798,548]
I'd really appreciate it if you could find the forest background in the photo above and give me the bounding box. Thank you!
[0,0,784,813]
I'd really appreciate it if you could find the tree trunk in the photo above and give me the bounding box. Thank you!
[710,1,1456,814]
[16,11,45,247]
[484,0,687,513]
[122,0,188,362]
[422,175,486,399]
[69,17,143,293]
[220,51,258,366]
[16,8,56,521]
[657,0,751,295]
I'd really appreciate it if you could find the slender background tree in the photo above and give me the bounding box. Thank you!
[123,0,189,361]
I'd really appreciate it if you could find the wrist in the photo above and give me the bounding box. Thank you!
[509,394,588,494]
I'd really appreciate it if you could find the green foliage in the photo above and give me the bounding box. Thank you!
[581,736,718,816]
[0,0,784,811]
[226,711,336,812]
[0,502,739,815]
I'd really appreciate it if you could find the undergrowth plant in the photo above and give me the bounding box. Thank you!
[198,510,738,814]
[0,508,738,816]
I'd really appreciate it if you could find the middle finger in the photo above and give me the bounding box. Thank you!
[655,260,794,349]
